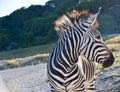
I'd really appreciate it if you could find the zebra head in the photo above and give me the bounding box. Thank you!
[80,7,114,68]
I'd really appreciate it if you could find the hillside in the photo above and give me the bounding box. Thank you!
[0,0,120,51]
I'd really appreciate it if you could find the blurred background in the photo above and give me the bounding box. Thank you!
[0,0,120,53]
[0,0,120,69]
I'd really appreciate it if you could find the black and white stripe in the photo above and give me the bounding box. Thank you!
[78,56,98,92]
[47,8,114,92]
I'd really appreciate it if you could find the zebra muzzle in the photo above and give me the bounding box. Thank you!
[101,53,114,68]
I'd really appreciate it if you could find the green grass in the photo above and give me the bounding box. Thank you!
[0,43,54,60]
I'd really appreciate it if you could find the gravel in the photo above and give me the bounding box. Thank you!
[0,63,50,92]
[0,63,120,92]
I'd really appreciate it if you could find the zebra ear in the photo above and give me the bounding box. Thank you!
[88,7,102,26]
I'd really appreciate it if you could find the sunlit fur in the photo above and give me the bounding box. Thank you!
[54,10,99,34]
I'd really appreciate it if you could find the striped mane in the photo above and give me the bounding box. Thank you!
[54,10,99,35]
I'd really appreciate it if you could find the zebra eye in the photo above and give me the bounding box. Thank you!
[91,28,101,39]
[94,30,101,39]
[95,35,101,39]
[88,26,102,40]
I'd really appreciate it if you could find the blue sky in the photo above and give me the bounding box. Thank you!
[0,0,49,17]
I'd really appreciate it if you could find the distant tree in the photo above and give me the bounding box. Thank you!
[0,28,10,50]
[0,0,119,51]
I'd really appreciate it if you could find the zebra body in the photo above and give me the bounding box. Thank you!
[48,51,98,92]
[48,35,85,91]
[47,8,114,92]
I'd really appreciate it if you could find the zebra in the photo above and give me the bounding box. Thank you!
[47,7,114,92]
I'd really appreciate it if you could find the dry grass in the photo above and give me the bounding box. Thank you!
[7,60,19,68]
[33,53,49,59]
[105,36,120,52]
[105,36,120,44]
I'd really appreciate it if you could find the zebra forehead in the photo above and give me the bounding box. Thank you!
[54,10,99,34]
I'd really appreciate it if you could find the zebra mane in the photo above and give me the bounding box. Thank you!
[54,10,99,35]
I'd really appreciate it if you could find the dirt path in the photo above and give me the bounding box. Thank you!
[0,63,120,92]
[0,63,50,92]
[95,66,120,92]
[0,75,9,92]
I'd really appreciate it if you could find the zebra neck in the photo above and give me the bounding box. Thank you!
[58,29,82,63]
[58,26,72,38]
[58,27,83,40]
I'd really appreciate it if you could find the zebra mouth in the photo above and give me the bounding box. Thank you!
[103,52,114,68]
[100,57,114,68]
